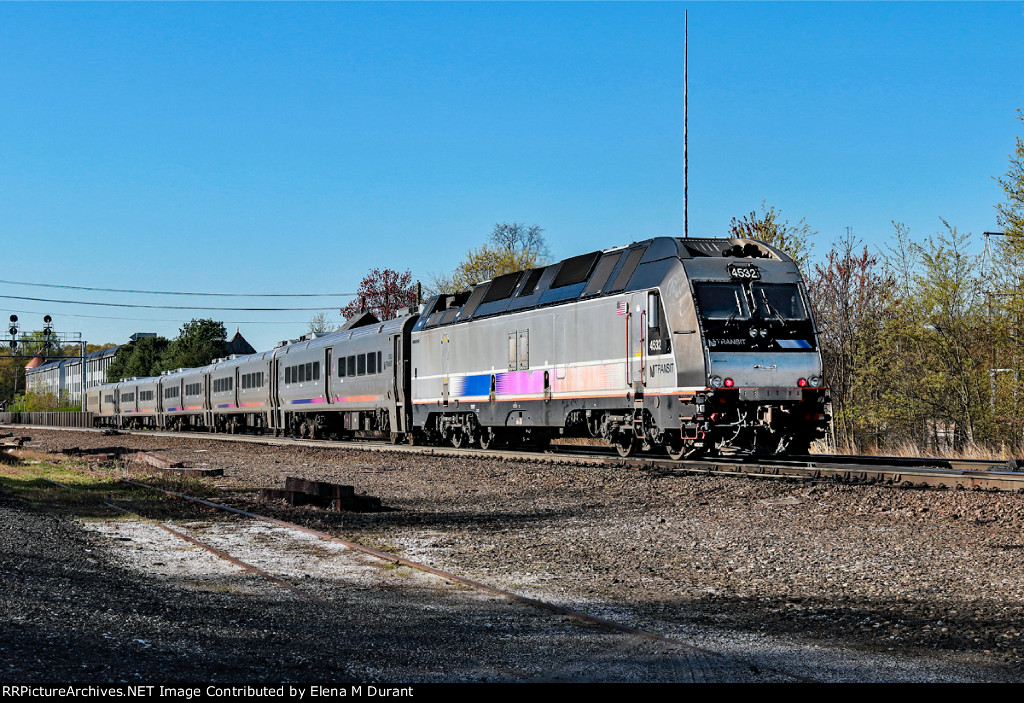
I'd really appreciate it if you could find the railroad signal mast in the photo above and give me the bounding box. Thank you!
[3,314,88,402]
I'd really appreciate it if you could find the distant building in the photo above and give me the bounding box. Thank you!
[224,329,256,357]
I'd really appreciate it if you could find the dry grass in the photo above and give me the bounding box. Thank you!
[828,439,1023,461]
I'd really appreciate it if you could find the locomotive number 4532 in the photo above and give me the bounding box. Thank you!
[727,263,761,280]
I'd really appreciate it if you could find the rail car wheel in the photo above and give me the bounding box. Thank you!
[614,435,639,458]
[450,430,468,449]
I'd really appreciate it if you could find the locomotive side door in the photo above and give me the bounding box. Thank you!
[441,335,449,407]
[628,293,646,390]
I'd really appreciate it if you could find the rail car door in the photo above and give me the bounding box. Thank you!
[269,358,280,430]
[393,335,407,433]
[325,348,333,404]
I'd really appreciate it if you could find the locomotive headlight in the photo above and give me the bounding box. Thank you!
[759,328,767,337]
[711,375,723,388]
[809,376,822,387]
[749,328,758,338]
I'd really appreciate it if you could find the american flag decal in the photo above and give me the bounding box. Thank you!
[616,301,628,315]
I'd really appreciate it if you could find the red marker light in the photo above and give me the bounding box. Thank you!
[723,378,734,388]
[798,378,808,387]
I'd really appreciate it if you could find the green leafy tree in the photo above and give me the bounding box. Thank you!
[729,201,815,274]
[808,230,898,450]
[0,354,26,405]
[996,107,1024,255]
[430,222,548,293]
[883,222,991,451]
[161,319,227,372]
[106,336,169,382]
[989,108,1024,443]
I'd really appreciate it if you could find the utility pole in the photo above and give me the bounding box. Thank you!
[683,9,689,239]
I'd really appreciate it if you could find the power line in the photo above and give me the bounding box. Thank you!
[0,294,341,312]
[0,307,313,325]
[0,278,356,298]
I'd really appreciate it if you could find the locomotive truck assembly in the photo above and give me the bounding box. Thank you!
[85,237,831,457]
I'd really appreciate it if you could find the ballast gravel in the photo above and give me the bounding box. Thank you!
[6,427,1024,682]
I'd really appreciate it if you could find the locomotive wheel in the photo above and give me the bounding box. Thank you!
[665,436,687,461]
[389,432,402,445]
[451,430,468,449]
[615,435,639,458]
[478,428,500,450]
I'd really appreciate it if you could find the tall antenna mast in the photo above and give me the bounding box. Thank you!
[684,9,689,239]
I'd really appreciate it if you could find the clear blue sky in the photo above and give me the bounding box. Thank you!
[1,2,1022,352]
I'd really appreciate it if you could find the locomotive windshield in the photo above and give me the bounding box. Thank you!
[752,283,808,320]
[693,283,750,320]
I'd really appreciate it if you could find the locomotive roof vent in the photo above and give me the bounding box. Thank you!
[722,242,769,259]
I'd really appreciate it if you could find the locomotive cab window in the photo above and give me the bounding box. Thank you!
[694,283,750,320]
[647,291,660,329]
[752,283,808,320]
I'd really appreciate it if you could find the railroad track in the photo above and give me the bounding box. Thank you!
[5,422,1024,491]
[5,457,812,683]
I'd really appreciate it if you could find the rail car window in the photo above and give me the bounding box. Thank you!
[482,271,522,303]
[607,247,646,293]
[582,252,623,297]
[185,383,201,396]
[358,354,366,376]
[367,352,376,374]
[551,251,601,289]
[139,390,154,402]
[347,356,356,377]
[694,283,751,320]
[240,372,264,389]
[517,268,544,297]
[338,359,346,378]
[752,284,808,320]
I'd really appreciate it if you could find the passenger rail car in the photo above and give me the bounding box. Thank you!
[88,237,830,457]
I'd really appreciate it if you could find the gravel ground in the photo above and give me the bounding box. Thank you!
[6,427,1024,682]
